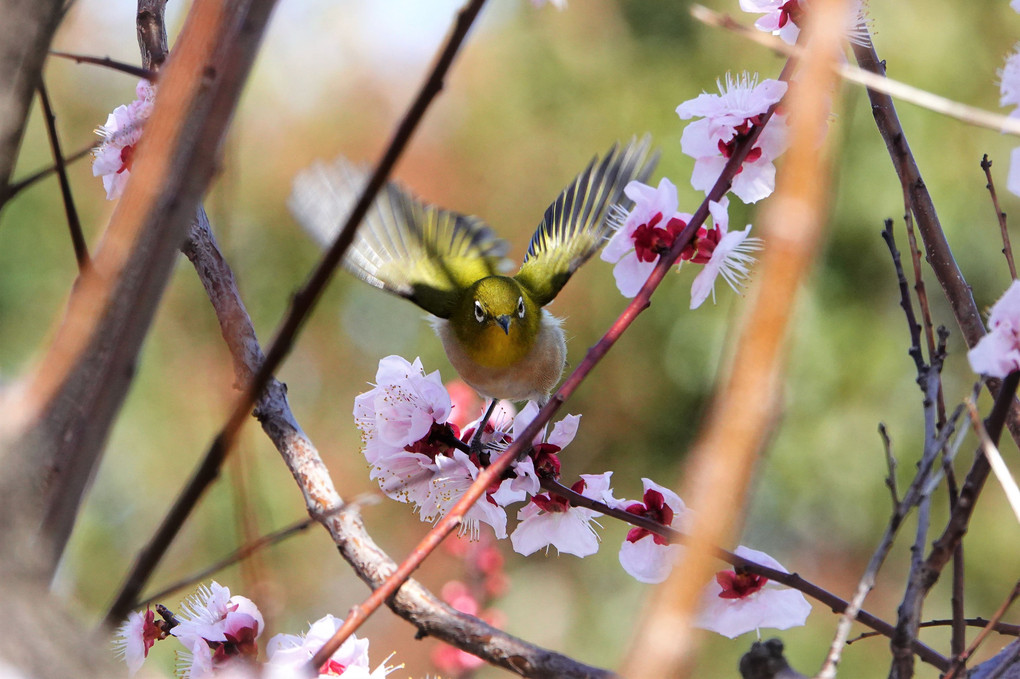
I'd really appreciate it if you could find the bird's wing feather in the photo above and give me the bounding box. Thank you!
[289,157,510,318]
[514,135,658,307]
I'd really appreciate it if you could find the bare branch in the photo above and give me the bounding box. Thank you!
[981,154,1017,281]
[48,50,155,80]
[36,79,89,271]
[945,579,1020,679]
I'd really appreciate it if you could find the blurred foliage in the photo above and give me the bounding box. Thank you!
[2,0,1020,677]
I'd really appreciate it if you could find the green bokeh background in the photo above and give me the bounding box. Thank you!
[2,0,1019,676]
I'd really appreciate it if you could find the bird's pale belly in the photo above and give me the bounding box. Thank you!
[432,312,566,403]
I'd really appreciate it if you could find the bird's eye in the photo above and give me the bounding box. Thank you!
[474,301,485,323]
[517,296,525,318]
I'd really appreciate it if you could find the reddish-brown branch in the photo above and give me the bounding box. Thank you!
[981,154,1017,281]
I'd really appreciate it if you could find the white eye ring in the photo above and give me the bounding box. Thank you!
[517,296,525,318]
[474,301,485,323]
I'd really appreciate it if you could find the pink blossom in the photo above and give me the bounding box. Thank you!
[686,198,762,309]
[618,479,686,583]
[740,0,869,47]
[531,0,566,8]
[739,0,803,44]
[600,178,692,297]
[1000,48,1020,113]
[695,546,812,638]
[509,472,613,557]
[170,582,263,678]
[422,449,509,540]
[92,79,156,200]
[968,281,1020,377]
[265,614,398,678]
[354,355,451,451]
[678,73,788,204]
[113,608,163,675]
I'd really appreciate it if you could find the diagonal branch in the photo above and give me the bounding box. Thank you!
[36,78,89,272]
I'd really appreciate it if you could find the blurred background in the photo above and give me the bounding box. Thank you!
[1,0,1019,676]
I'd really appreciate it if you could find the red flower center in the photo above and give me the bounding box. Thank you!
[118,144,135,174]
[405,421,460,461]
[320,659,348,675]
[715,570,768,599]
[778,0,803,28]
[632,212,688,263]
[624,489,674,545]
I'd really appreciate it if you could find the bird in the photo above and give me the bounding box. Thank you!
[289,137,657,404]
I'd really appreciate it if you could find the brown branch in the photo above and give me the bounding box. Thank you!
[849,618,1020,644]
[900,184,946,424]
[908,371,1020,613]
[0,0,64,208]
[944,579,1020,679]
[3,143,94,201]
[48,50,155,80]
[136,517,314,608]
[982,154,1017,281]
[36,79,89,272]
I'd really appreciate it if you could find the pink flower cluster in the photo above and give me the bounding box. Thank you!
[602,72,780,305]
[352,356,812,639]
[92,79,156,200]
[602,185,761,308]
[114,582,397,678]
[677,72,789,205]
[355,356,693,582]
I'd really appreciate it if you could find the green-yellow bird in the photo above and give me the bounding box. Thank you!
[289,137,657,404]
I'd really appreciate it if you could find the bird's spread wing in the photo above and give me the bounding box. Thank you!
[514,135,658,307]
[289,157,510,318]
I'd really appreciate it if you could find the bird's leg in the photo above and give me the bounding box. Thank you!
[468,398,498,463]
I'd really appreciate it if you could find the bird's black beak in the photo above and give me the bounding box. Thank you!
[496,315,511,335]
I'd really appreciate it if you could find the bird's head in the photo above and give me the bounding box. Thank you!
[450,276,541,368]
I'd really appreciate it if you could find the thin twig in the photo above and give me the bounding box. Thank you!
[136,517,314,608]
[48,50,155,80]
[36,79,89,271]
[2,143,93,204]
[982,155,1018,281]
[900,188,946,424]
[879,423,900,508]
[848,617,1020,644]
[918,371,1020,596]
[944,579,1020,679]
[881,220,923,373]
